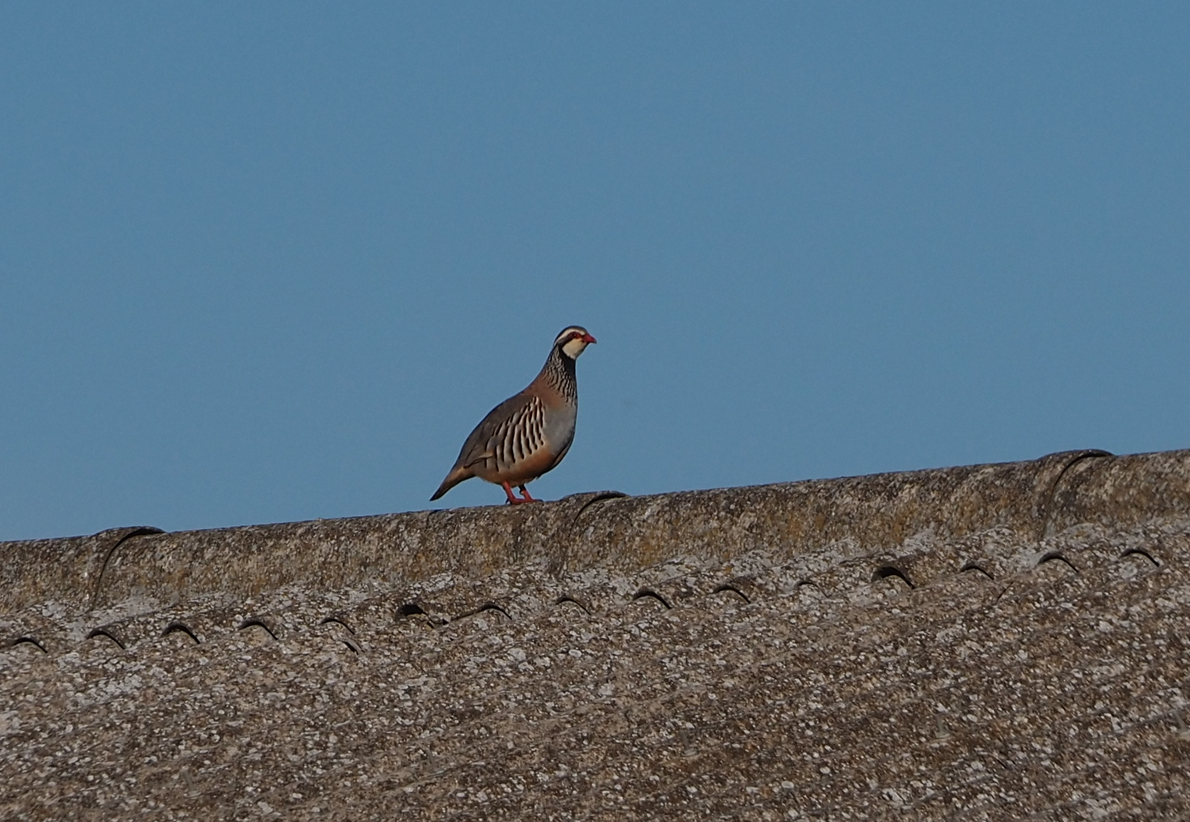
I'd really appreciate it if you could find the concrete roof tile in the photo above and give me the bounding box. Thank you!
[3,449,1190,819]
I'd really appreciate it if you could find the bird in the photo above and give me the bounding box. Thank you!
[431,325,597,505]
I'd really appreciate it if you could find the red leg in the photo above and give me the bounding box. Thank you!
[501,481,521,504]
[501,482,538,504]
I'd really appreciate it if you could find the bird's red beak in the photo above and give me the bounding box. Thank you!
[582,333,597,344]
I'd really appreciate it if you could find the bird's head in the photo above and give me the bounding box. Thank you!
[555,326,597,360]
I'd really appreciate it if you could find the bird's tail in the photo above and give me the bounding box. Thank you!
[430,466,472,501]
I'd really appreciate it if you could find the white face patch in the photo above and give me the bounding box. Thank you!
[554,326,594,359]
[560,336,590,359]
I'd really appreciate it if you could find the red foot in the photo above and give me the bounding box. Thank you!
[502,482,539,505]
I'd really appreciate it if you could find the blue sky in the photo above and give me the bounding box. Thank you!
[1,4,1187,539]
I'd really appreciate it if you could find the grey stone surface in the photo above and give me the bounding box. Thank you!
[2,449,1189,819]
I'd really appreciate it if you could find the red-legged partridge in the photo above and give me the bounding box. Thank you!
[431,326,597,505]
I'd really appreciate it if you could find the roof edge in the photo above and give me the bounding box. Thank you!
[3,448,1188,615]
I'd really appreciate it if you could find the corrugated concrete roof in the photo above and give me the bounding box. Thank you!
[2,449,1189,820]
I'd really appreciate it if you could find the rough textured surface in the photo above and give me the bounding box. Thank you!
[2,449,1189,819]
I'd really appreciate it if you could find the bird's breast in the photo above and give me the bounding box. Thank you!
[543,402,577,455]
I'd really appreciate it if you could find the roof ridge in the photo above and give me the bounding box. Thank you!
[3,448,1188,618]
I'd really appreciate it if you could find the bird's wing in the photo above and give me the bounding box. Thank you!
[456,391,544,472]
